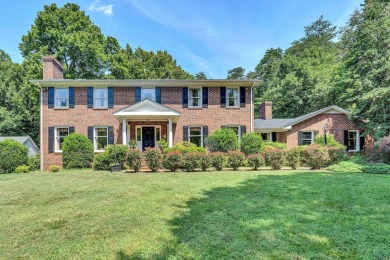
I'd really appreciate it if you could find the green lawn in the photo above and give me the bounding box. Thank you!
[1,170,390,259]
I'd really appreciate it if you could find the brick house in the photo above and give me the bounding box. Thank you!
[31,57,258,170]
[254,101,374,151]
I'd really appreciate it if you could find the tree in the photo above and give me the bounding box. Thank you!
[226,66,245,80]
[195,72,207,80]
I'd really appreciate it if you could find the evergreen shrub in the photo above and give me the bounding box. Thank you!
[0,139,28,173]
[62,133,94,169]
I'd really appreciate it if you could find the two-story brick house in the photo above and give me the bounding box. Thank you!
[31,57,258,170]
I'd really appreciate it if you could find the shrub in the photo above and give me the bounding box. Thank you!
[163,142,206,154]
[303,145,330,170]
[227,150,245,170]
[182,152,201,172]
[247,153,264,170]
[377,136,390,163]
[263,141,287,150]
[327,161,364,173]
[240,133,263,155]
[126,149,143,172]
[93,152,111,171]
[163,151,182,172]
[210,152,227,171]
[286,148,301,170]
[314,133,344,147]
[205,128,239,152]
[0,139,28,174]
[264,149,285,170]
[15,165,30,173]
[50,165,60,172]
[328,147,348,165]
[144,148,162,172]
[106,144,128,167]
[62,133,94,169]
[198,153,212,171]
[28,155,40,171]
[362,165,390,174]
[157,139,168,151]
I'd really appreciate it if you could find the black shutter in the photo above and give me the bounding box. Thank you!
[220,87,226,108]
[155,87,161,103]
[48,87,54,108]
[272,132,277,142]
[183,126,189,142]
[182,87,188,108]
[240,87,246,108]
[69,87,75,108]
[48,127,54,153]
[108,87,114,108]
[135,87,141,102]
[88,126,94,143]
[298,131,303,146]
[87,87,93,108]
[202,87,208,108]
[108,126,114,144]
[241,125,246,137]
[344,130,349,150]
[69,127,75,134]
[203,126,208,147]
[360,133,365,151]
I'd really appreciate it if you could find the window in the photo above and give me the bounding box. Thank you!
[226,125,241,141]
[189,126,203,147]
[188,88,202,108]
[347,130,359,151]
[259,132,271,141]
[302,131,314,145]
[136,127,142,142]
[226,88,239,107]
[155,127,161,142]
[94,88,108,108]
[141,88,155,101]
[55,88,69,108]
[55,127,69,152]
[94,127,108,151]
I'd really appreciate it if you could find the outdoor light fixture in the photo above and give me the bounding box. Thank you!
[322,124,328,145]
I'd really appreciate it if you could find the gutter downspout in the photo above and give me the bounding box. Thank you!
[39,84,43,171]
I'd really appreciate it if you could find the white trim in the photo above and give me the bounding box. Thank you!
[135,125,162,150]
[188,125,204,147]
[257,132,272,141]
[54,88,69,108]
[93,126,108,152]
[122,119,127,145]
[93,87,108,109]
[226,87,240,108]
[301,131,314,145]
[54,126,69,153]
[347,130,360,152]
[188,87,202,108]
[168,119,173,148]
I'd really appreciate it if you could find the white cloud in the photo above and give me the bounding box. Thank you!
[89,0,113,16]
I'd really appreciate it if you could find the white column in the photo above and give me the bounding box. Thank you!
[168,118,173,148]
[122,119,127,145]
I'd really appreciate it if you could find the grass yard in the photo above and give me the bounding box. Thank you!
[1,170,390,259]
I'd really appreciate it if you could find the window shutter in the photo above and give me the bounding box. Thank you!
[344,130,349,150]
[108,126,114,144]
[272,132,277,142]
[135,87,141,102]
[182,87,188,108]
[202,87,208,108]
[155,87,161,103]
[360,133,365,151]
[220,87,226,108]
[87,87,93,108]
[48,127,54,153]
[298,131,303,146]
[221,125,227,129]
[69,127,75,134]
[203,126,208,147]
[183,126,189,142]
[48,87,54,108]
[240,87,246,108]
[108,87,114,108]
[88,126,94,143]
[241,125,246,136]
[69,87,75,108]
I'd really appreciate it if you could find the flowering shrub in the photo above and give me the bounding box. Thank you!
[182,152,201,172]
[303,145,330,170]
[210,152,227,171]
[198,153,212,171]
[163,151,182,172]
[286,148,301,170]
[227,150,245,170]
[377,136,390,163]
[144,148,162,172]
[126,149,143,172]
[264,149,285,170]
[247,153,264,170]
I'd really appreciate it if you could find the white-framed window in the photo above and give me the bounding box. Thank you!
[188,88,202,108]
[55,88,69,108]
[226,125,241,141]
[94,126,108,151]
[226,88,239,107]
[155,126,161,142]
[141,88,155,101]
[259,132,272,141]
[302,131,314,145]
[189,126,203,147]
[347,130,360,151]
[55,126,69,152]
[94,88,108,108]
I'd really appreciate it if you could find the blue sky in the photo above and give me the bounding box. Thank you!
[0,0,363,78]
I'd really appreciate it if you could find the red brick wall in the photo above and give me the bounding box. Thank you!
[42,56,63,79]
[259,101,272,120]
[41,86,252,170]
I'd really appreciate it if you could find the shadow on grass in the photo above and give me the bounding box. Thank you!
[123,171,390,259]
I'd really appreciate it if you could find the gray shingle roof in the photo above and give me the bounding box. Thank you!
[0,136,30,143]
[254,119,294,129]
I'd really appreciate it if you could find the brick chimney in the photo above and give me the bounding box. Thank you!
[259,101,273,120]
[42,56,64,80]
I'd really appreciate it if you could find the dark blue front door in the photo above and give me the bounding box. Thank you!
[142,127,155,150]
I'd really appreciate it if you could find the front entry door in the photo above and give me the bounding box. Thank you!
[142,127,155,150]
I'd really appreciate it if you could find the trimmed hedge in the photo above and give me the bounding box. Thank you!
[144,148,162,172]
[182,152,201,172]
[163,141,206,154]
[210,152,227,171]
[227,150,245,170]
[286,148,301,170]
[264,149,285,170]
[198,153,212,171]
[93,152,111,171]
[126,149,142,172]
[205,128,239,152]
[247,153,264,170]
[263,141,287,150]
[62,133,94,169]
[28,155,40,171]
[240,133,263,156]
[163,151,182,172]
[0,139,28,173]
[303,145,330,170]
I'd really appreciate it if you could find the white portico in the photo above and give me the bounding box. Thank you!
[113,99,180,149]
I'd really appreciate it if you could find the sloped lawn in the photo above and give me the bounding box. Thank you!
[1,170,389,259]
